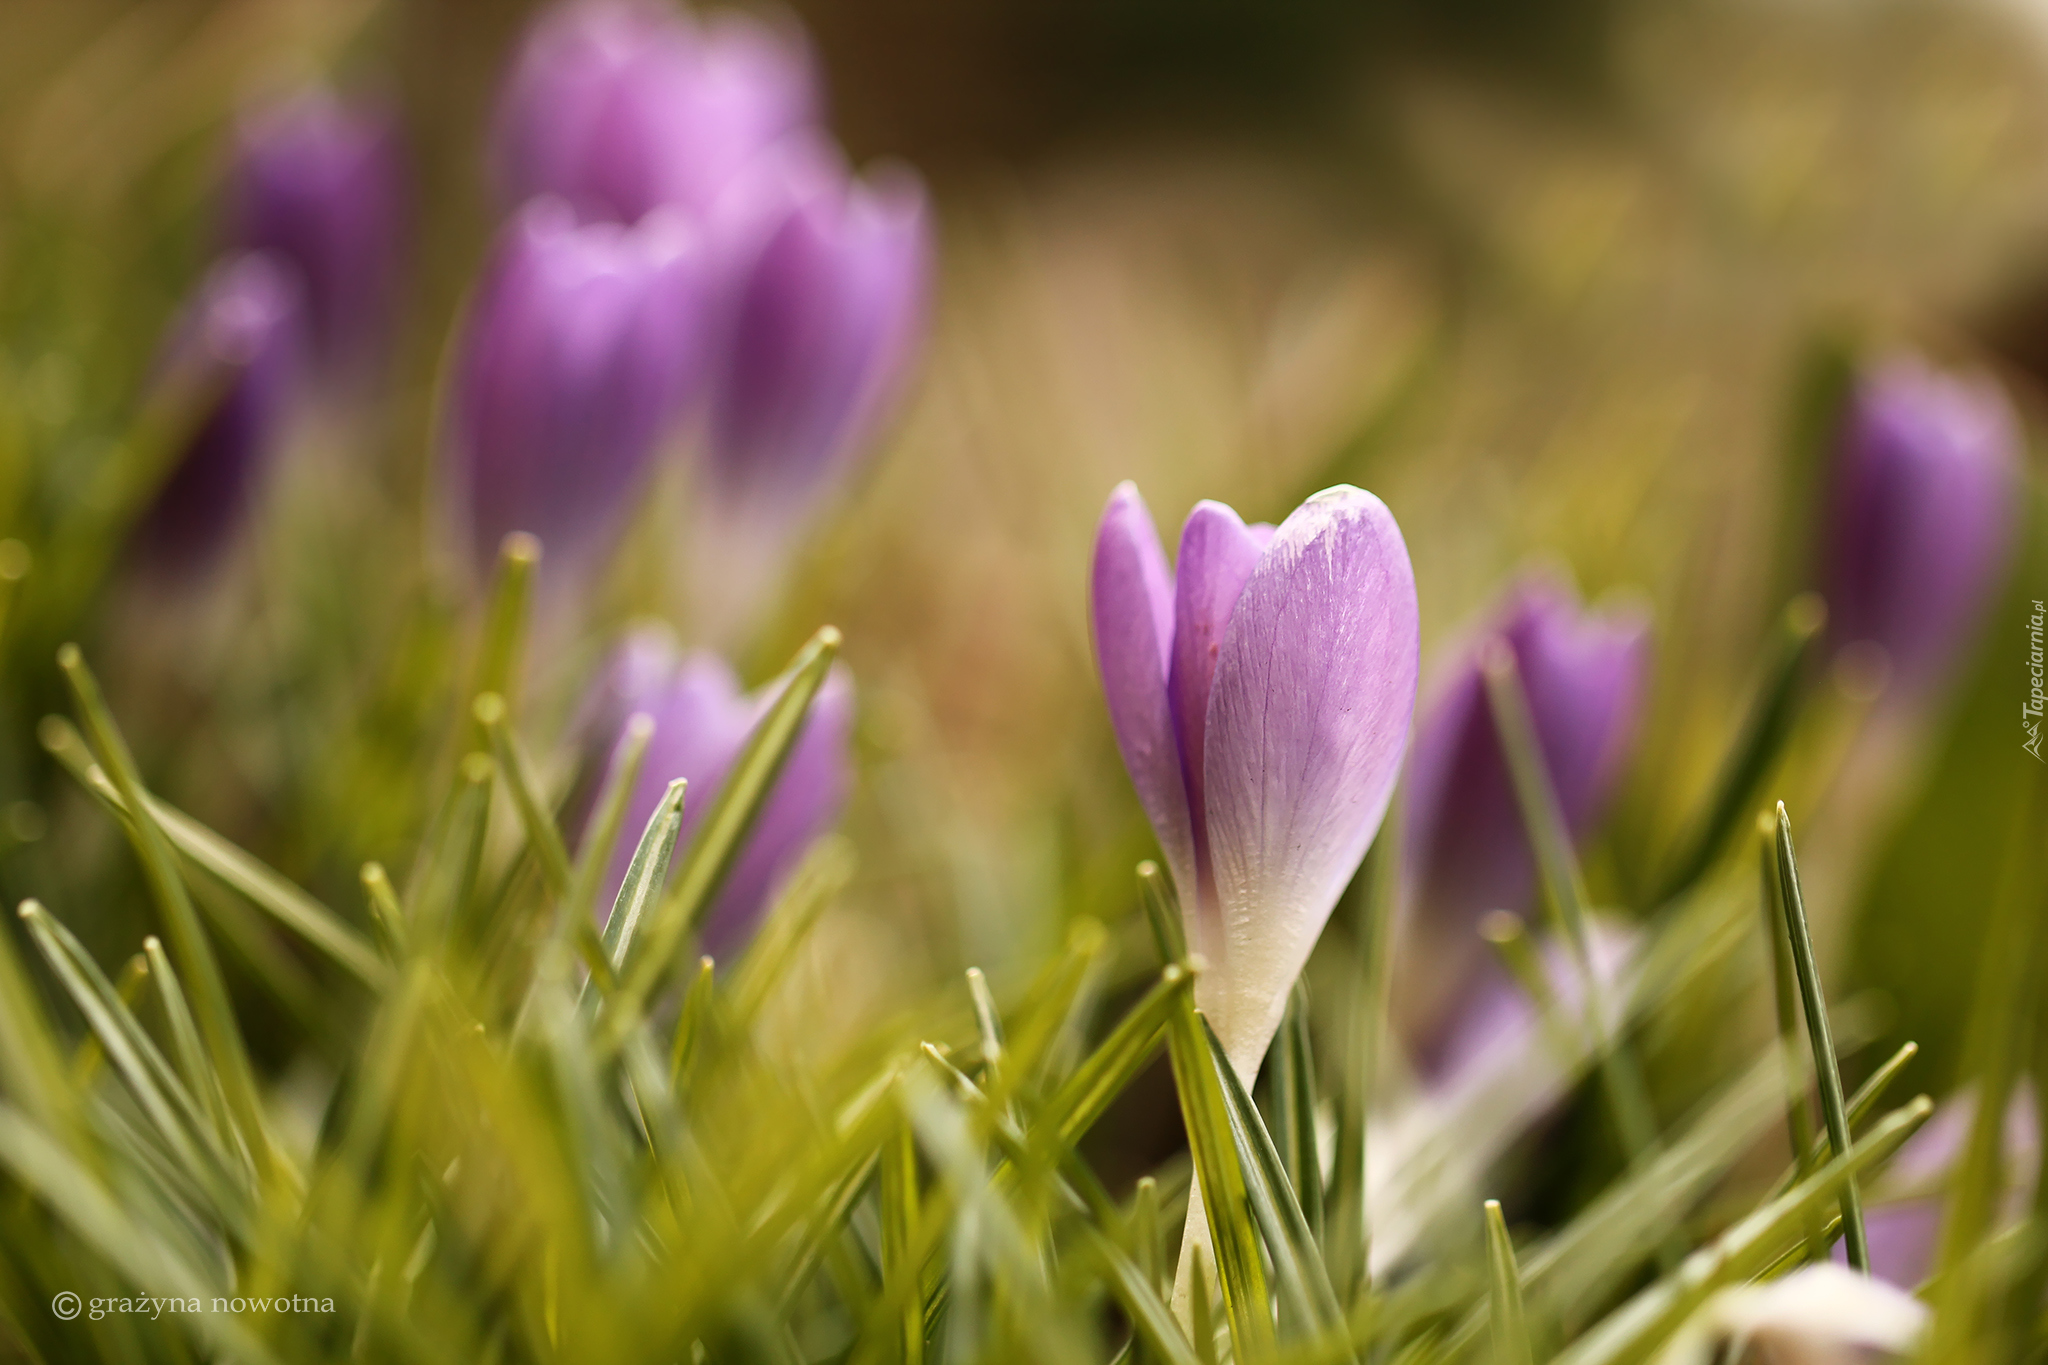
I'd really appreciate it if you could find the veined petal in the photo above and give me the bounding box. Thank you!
[1090,482,1196,906]
[1167,500,1266,950]
[1203,485,1419,1077]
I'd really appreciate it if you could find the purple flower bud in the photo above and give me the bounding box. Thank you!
[582,626,852,958]
[134,254,302,572]
[445,199,705,587]
[1821,357,2021,697]
[1091,483,1418,1081]
[225,91,405,377]
[699,146,930,517]
[492,0,817,225]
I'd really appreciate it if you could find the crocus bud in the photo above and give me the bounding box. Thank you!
[1820,357,2021,698]
[1094,484,1417,1315]
[134,254,302,572]
[224,90,404,377]
[581,625,852,958]
[492,0,817,225]
[1092,484,1419,1082]
[1399,572,1650,1075]
[700,146,929,516]
[445,199,704,590]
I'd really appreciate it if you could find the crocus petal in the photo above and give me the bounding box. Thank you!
[1091,482,1196,905]
[1167,499,1266,941]
[447,199,705,588]
[1657,1263,1927,1364]
[1204,485,1419,1078]
[605,652,754,904]
[135,254,303,573]
[1823,357,2020,697]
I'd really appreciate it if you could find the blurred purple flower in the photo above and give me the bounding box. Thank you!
[492,0,817,225]
[1399,572,1649,1076]
[1851,1082,2037,1289]
[1091,483,1418,1081]
[225,90,405,377]
[445,198,705,587]
[580,625,852,958]
[699,145,929,516]
[134,254,302,573]
[1821,357,2021,697]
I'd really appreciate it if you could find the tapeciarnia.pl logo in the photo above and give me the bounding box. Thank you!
[2026,598,2045,761]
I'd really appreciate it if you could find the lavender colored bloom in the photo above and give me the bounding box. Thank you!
[582,626,852,958]
[1821,357,2021,697]
[1091,483,1419,1081]
[225,91,404,375]
[134,254,302,572]
[699,145,929,516]
[492,0,817,225]
[1399,572,1650,1075]
[1660,1263,1926,1363]
[445,198,705,586]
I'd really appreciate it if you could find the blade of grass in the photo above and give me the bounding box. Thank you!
[462,533,539,753]
[72,953,149,1090]
[0,897,79,1138]
[140,936,238,1168]
[475,693,572,899]
[1273,981,1324,1252]
[1134,1176,1165,1299]
[1757,813,1822,1264]
[1771,803,1866,1271]
[55,648,275,1184]
[1763,1040,1917,1201]
[878,1113,926,1365]
[1087,1226,1202,1365]
[1484,1201,1533,1365]
[1551,1096,1932,1365]
[1329,833,1395,1302]
[416,754,494,945]
[1655,596,1826,903]
[1199,1012,1348,1349]
[1036,964,1191,1147]
[361,862,407,961]
[597,779,687,973]
[1483,645,1659,1173]
[1138,861,1186,965]
[608,628,840,1042]
[39,715,386,989]
[669,955,718,1084]
[1165,991,1274,1361]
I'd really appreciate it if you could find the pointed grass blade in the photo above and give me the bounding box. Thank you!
[0,899,78,1138]
[475,692,572,898]
[598,778,687,971]
[1485,1201,1534,1365]
[1550,1096,1932,1365]
[1771,803,1867,1271]
[1138,860,1186,965]
[1198,1012,1348,1349]
[463,532,539,752]
[1656,596,1826,903]
[878,1113,926,1365]
[568,713,654,929]
[54,648,274,1181]
[610,626,841,1038]
[39,714,387,989]
[1273,982,1325,1252]
[1165,993,1273,1362]
[1087,1226,1202,1365]
[1037,964,1191,1147]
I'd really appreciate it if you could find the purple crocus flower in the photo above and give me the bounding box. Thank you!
[491,0,817,225]
[1398,572,1650,1076]
[134,254,302,573]
[445,198,705,588]
[699,144,929,517]
[1091,483,1419,1081]
[224,90,404,377]
[1821,357,2021,698]
[581,625,852,958]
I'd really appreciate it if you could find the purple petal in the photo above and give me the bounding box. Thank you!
[492,0,816,224]
[1090,482,1196,906]
[1203,485,1419,1075]
[1403,573,1649,946]
[226,90,405,377]
[702,148,930,514]
[135,254,303,572]
[1167,500,1266,923]
[447,199,705,587]
[1822,357,2021,697]
[601,651,752,905]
